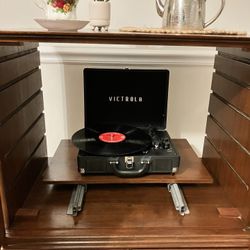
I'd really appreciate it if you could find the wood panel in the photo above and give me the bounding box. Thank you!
[6,138,47,224]
[206,116,250,187]
[2,115,45,194]
[0,161,6,238]
[203,47,250,229]
[214,55,250,86]
[0,51,40,89]
[0,69,42,123]
[0,92,44,157]
[202,138,249,222]
[0,43,38,62]
[6,181,249,249]
[0,31,250,48]
[0,44,47,229]
[218,47,250,61]
[211,73,250,116]
[208,94,249,152]
[137,249,249,250]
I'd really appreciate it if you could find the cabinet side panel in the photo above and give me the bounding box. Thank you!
[203,48,250,226]
[203,138,249,221]
[0,51,40,89]
[211,73,250,116]
[0,44,47,227]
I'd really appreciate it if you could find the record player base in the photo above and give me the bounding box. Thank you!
[43,139,213,184]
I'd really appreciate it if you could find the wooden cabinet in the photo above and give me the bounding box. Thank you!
[203,47,250,225]
[0,34,249,249]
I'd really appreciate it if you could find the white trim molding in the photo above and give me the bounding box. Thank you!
[39,43,216,67]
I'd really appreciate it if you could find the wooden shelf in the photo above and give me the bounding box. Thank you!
[0,30,250,48]
[43,139,213,184]
[9,182,249,248]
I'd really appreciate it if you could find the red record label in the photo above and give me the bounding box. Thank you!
[99,132,126,143]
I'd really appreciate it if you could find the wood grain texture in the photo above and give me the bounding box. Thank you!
[217,47,250,61]
[206,116,250,187]
[211,73,250,116]
[0,51,40,89]
[43,139,213,184]
[6,138,47,224]
[0,30,249,48]
[0,92,44,157]
[0,44,47,229]
[2,115,45,193]
[202,138,249,222]
[0,43,38,62]
[0,69,42,123]
[214,55,250,86]
[208,94,250,152]
[4,180,249,249]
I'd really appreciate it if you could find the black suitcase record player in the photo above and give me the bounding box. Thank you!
[72,68,180,177]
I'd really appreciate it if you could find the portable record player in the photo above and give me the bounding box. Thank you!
[72,68,180,177]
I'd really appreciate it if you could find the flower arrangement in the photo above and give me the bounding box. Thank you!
[47,0,78,14]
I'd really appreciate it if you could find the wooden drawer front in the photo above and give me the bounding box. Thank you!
[0,43,38,61]
[0,92,44,157]
[0,69,42,123]
[0,51,40,89]
[206,116,250,187]
[211,73,250,116]
[202,138,249,220]
[7,138,47,222]
[2,115,45,193]
[208,94,249,152]
[214,55,250,86]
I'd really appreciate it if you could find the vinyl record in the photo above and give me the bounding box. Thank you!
[72,124,152,156]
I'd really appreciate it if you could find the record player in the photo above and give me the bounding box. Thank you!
[72,68,180,177]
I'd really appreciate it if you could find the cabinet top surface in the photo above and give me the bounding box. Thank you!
[0,29,250,48]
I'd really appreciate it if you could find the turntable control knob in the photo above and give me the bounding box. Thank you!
[162,139,170,149]
[153,141,160,149]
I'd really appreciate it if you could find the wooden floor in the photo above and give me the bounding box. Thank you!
[6,177,250,249]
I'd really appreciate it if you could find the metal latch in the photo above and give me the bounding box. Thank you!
[125,156,134,169]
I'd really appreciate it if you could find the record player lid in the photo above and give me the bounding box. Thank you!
[84,68,169,130]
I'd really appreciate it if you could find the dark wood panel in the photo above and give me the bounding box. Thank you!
[43,139,213,184]
[0,30,250,48]
[218,47,250,61]
[0,161,6,238]
[211,73,250,116]
[0,69,42,122]
[0,51,40,89]
[137,249,249,250]
[202,138,249,222]
[2,115,45,193]
[214,55,250,86]
[208,94,250,152]
[0,43,38,62]
[0,92,44,157]
[6,138,47,224]
[206,116,250,187]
